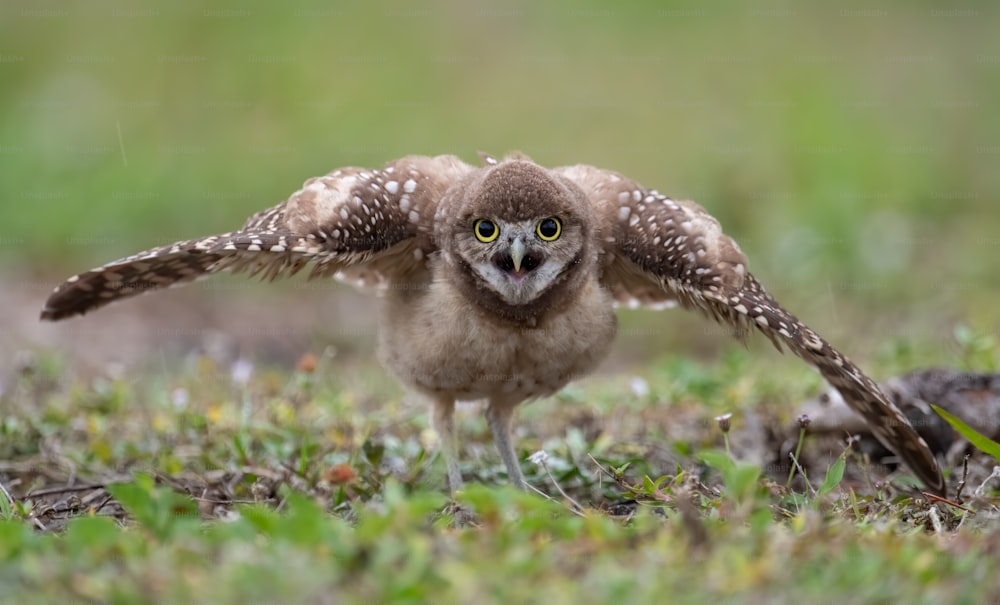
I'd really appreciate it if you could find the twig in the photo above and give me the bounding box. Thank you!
[588,454,644,497]
[923,492,974,514]
[90,494,115,514]
[955,454,970,502]
[789,452,817,498]
[529,451,584,516]
[192,496,259,505]
[974,466,1000,498]
[20,483,110,500]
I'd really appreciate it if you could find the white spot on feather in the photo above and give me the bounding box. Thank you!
[289,174,358,230]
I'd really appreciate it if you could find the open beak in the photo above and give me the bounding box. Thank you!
[493,235,543,277]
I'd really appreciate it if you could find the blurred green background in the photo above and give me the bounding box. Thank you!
[1,0,998,367]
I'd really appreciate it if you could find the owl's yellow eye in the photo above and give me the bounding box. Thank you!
[536,217,561,241]
[474,219,499,243]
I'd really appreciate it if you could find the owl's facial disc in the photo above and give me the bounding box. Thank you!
[469,220,569,306]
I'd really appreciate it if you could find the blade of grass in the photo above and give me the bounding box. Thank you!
[931,404,1000,461]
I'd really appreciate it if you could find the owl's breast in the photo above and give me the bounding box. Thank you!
[377,274,617,402]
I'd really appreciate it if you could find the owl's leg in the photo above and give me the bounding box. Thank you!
[485,400,526,489]
[431,398,463,492]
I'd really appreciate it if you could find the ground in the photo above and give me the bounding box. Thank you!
[2,278,999,604]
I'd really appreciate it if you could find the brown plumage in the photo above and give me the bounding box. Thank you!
[41,153,945,496]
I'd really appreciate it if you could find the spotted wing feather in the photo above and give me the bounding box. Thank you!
[559,164,946,495]
[41,155,473,321]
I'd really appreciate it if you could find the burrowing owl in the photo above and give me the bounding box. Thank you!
[41,153,945,495]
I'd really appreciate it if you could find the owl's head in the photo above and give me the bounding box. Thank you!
[436,160,598,321]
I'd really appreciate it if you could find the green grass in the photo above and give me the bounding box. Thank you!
[3,343,1000,603]
[0,482,991,604]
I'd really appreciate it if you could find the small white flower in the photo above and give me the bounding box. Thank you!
[171,387,189,410]
[715,413,733,433]
[528,450,549,466]
[231,359,253,385]
[629,376,649,398]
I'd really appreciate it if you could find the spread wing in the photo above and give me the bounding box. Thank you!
[556,164,946,496]
[41,155,472,321]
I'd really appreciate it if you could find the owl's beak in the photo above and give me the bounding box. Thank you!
[493,235,542,278]
[509,237,527,272]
